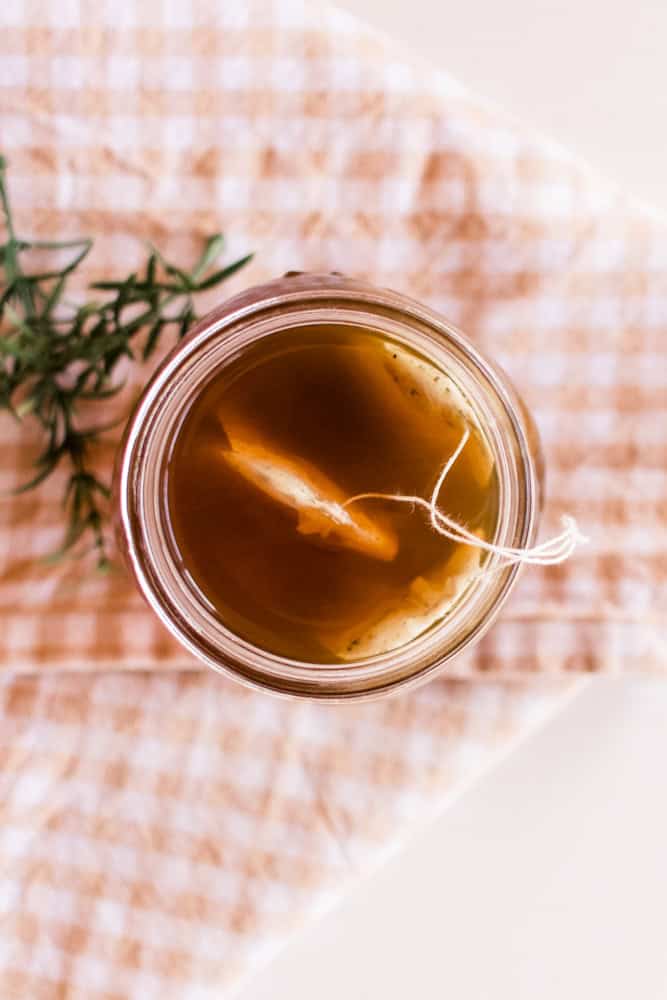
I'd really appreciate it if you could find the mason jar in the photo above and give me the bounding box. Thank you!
[114,272,543,700]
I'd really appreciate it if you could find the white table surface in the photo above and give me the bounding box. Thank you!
[240,3,667,998]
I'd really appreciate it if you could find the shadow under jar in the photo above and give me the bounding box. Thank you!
[114,273,543,700]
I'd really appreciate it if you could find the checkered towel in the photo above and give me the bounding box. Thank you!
[1,0,665,996]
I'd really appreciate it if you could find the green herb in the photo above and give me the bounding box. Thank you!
[0,156,253,570]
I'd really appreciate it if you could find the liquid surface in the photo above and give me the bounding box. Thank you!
[167,325,498,663]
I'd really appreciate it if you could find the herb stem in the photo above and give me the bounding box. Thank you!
[0,155,253,568]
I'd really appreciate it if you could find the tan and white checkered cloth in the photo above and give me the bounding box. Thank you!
[1,1,665,996]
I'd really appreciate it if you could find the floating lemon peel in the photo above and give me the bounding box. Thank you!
[220,421,398,562]
[343,426,587,569]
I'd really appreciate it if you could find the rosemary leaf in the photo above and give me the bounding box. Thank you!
[0,156,253,569]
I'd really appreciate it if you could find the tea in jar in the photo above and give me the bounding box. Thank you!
[116,274,581,698]
[167,325,499,663]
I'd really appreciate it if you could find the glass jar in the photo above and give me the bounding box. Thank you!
[114,273,542,700]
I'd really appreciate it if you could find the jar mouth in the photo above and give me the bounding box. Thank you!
[116,275,539,700]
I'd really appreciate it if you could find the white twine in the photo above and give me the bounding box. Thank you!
[343,427,587,568]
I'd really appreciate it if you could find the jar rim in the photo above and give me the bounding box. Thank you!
[115,274,540,700]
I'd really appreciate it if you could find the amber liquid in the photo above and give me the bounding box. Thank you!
[167,325,498,663]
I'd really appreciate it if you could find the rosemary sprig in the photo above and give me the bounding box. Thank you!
[0,156,253,569]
